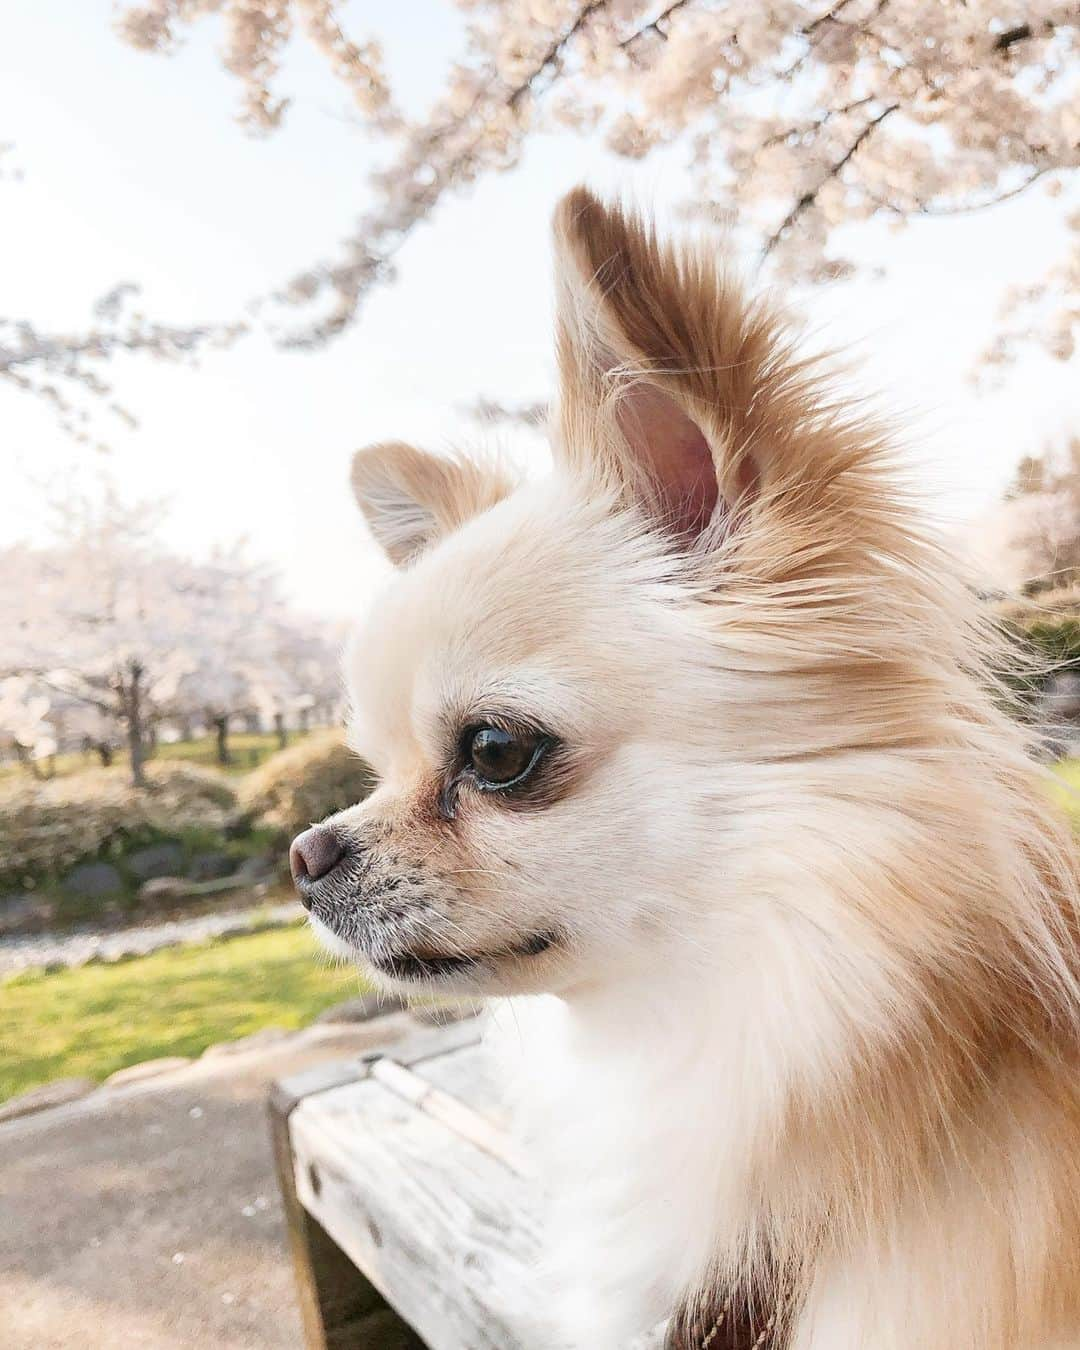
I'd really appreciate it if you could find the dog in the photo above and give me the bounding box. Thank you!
[290,188,1080,1349]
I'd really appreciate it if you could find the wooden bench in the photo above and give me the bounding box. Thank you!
[269,1013,545,1350]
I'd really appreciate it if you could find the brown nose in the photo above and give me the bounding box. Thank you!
[290,825,346,907]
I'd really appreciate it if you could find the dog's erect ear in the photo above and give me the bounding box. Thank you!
[351,442,514,567]
[553,187,768,544]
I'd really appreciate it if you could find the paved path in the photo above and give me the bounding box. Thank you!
[0,1012,419,1350]
[0,900,301,977]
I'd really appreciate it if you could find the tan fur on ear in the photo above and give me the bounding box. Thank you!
[552,188,860,546]
[351,441,515,566]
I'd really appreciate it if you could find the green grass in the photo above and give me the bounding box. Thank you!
[154,731,310,775]
[0,730,319,782]
[1052,757,1080,794]
[0,922,366,1102]
[1050,758,1080,824]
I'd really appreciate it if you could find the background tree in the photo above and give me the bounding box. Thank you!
[0,488,342,784]
[1002,436,1080,593]
[117,0,1079,363]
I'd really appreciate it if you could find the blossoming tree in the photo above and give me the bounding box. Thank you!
[116,0,1078,363]
[0,492,341,784]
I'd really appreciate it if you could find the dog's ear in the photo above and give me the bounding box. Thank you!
[553,187,771,545]
[351,442,513,567]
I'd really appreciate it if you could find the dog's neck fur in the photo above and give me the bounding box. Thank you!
[501,711,1080,1350]
[344,190,1080,1350]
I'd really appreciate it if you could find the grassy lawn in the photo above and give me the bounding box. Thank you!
[0,729,320,782]
[1050,758,1080,823]
[0,923,366,1102]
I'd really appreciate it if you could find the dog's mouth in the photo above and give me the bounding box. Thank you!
[369,930,559,982]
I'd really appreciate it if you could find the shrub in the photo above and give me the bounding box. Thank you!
[0,762,237,892]
[995,589,1080,673]
[237,729,375,841]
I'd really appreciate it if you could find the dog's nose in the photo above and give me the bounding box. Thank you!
[290,825,347,908]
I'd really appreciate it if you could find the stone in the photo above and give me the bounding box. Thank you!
[138,876,189,904]
[127,842,185,882]
[1,893,36,920]
[104,1057,193,1088]
[201,1027,294,1059]
[0,893,52,934]
[233,852,279,884]
[62,862,124,900]
[315,993,407,1025]
[0,1077,98,1123]
[187,851,234,882]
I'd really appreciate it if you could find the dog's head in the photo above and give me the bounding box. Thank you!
[293,188,913,998]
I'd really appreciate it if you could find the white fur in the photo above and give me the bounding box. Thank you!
[314,191,1080,1348]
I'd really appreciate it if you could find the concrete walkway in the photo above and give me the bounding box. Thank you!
[0,1011,419,1350]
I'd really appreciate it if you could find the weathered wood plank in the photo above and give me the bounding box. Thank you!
[267,1012,485,1350]
[289,1040,544,1350]
[270,1074,418,1349]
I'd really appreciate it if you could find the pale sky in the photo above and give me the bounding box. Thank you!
[2,2,1079,618]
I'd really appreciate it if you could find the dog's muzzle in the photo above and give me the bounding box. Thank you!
[289,824,350,909]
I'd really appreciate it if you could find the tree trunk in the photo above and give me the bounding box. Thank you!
[15,743,44,780]
[214,714,231,766]
[124,662,148,788]
[274,712,288,750]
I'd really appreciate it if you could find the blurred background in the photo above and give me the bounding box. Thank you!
[0,4,1077,1346]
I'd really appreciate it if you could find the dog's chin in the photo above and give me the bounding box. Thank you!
[305,913,562,996]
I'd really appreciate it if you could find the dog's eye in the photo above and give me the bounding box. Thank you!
[467,726,545,788]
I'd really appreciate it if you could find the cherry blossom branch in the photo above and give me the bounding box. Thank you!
[763,102,899,255]
[114,1,1080,372]
[0,294,245,445]
[509,1,610,109]
[620,0,694,51]
[866,165,1055,220]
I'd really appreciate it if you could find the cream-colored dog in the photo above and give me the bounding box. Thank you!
[290,189,1080,1350]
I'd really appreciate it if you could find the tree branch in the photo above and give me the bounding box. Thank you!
[763,102,899,254]
[994,23,1032,52]
[508,0,610,109]
[867,165,1054,219]
[757,96,875,153]
[620,0,694,51]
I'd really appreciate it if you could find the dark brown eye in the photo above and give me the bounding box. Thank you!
[467,726,544,788]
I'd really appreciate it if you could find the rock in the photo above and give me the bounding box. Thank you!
[187,851,234,882]
[315,993,407,1025]
[127,842,185,882]
[1,893,36,920]
[201,1027,294,1059]
[137,877,188,904]
[104,1057,193,1087]
[62,862,124,900]
[0,1077,98,1123]
[233,852,279,884]
[0,893,53,935]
